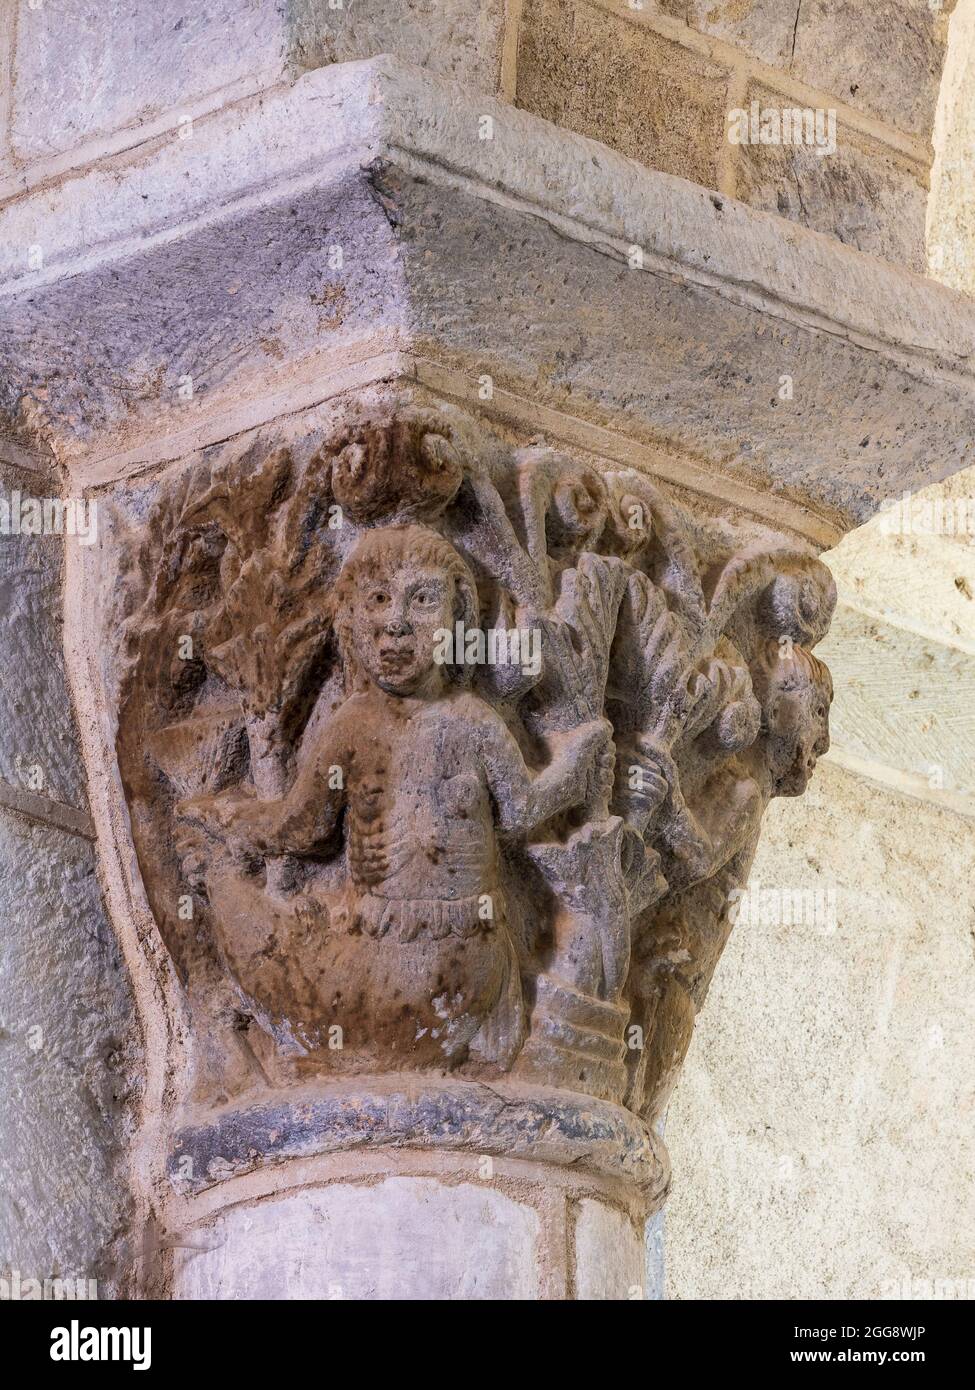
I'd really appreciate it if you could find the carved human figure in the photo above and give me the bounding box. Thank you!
[182,524,610,1071]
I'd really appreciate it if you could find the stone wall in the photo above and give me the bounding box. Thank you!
[929,0,975,288]
[1,0,973,1302]
[667,760,975,1299]
[0,0,960,277]
[515,0,954,272]
[0,450,141,1298]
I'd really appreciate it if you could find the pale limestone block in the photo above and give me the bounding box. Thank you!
[667,762,975,1299]
[792,0,951,141]
[174,1179,542,1299]
[735,105,927,272]
[10,0,281,163]
[573,1199,645,1300]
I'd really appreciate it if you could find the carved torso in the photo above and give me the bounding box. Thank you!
[337,690,501,938]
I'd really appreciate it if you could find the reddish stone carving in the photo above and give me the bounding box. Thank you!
[115,403,834,1114]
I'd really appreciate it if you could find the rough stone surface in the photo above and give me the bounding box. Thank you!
[5,14,973,1305]
[0,461,89,809]
[9,0,282,164]
[174,1179,542,1299]
[394,171,974,527]
[0,809,140,1292]
[736,114,927,272]
[813,461,975,811]
[672,0,804,67]
[516,0,731,186]
[667,761,975,1299]
[819,603,975,802]
[168,1078,665,1194]
[4,58,973,532]
[107,395,833,1123]
[791,0,952,142]
[827,464,975,649]
[573,1198,645,1299]
[928,0,975,292]
[290,0,505,90]
[8,0,504,175]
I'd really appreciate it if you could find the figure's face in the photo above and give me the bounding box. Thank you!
[765,669,832,796]
[351,561,454,695]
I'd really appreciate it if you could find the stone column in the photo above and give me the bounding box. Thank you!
[3,3,974,1301]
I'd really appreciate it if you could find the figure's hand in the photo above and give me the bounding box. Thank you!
[617,735,673,817]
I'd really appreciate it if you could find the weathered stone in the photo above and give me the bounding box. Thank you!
[106,398,834,1123]
[792,0,952,142]
[0,808,139,1292]
[736,110,928,272]
[827,464,975,646]
[929,0,975,294]
[3,58,974,532]
[8,0,506,174]
[167,1077,666,1194]
[6,6,974,1306]
[0,461,90,809]
[290,0,505,90]
[516,0,731,186]
[683,0,803,67]
[667,760,975,1298]
[818,604,975,801]
[9,0,282,164]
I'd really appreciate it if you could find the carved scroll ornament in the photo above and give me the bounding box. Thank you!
[115,404,834,1125]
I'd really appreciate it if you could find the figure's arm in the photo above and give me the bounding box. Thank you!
[179,719,348,856]
[479,711,611,834]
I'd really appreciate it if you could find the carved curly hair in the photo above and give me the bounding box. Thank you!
[750,638,833,707]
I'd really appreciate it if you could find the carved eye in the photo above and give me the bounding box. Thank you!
[368,589,390,608]
[412,588,438,608]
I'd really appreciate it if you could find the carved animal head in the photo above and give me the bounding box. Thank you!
[330,525,479,696]
[750,639,833,796]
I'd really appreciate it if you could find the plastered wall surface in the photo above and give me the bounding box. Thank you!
[667,760,975,1300]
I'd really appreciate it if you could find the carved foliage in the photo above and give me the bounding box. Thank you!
[115,404,835,1114]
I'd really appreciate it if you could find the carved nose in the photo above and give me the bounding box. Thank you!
[385,618,410,637]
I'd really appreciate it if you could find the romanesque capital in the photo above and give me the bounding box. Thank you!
[99,395,834,1225]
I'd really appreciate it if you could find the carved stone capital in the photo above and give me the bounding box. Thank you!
[87,391,835,1257]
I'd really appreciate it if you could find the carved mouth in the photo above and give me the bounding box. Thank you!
[379,644,415,674]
